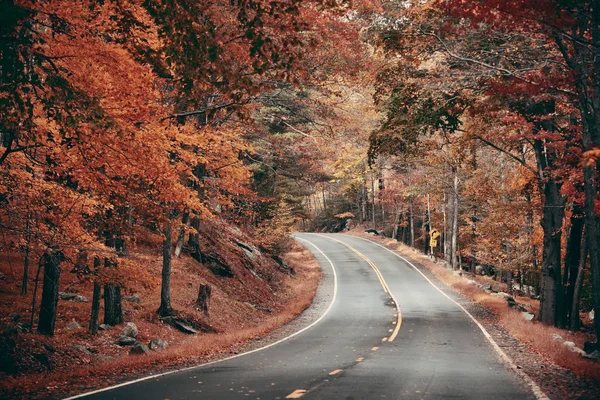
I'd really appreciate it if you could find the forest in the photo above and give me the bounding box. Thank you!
[1,0,600,397]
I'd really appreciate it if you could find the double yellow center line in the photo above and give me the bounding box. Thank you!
[315,234,402,342]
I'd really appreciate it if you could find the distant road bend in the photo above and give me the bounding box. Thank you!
[67,233,543,400]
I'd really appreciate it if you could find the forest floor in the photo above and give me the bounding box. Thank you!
[0,232,321,400]
[349,230,600,400]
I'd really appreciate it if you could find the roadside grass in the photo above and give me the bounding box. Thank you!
[351,232,600,379]
[0,240,321,399]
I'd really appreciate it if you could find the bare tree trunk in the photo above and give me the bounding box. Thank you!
[538,180,565,326]
[21,215,31,295]
[197,283,211,315]
[451,167,459,270]
[89,257,102,335]
[38,250,62,336]
[103,257,123,326]
[443,192,448,262]
[409,199,414,247]
[157,221,174,316]
[561,208,584,328]
[571,228,587,331]
[371,170,376,229]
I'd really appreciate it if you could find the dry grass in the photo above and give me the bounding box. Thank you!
[0,240,321,399]
[352,231,600,379]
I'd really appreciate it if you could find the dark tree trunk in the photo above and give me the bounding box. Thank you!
[21,215,31,295]
[538,180,565,326]
[560,209,584,328]
[157,222,174,316]
[38,250,63,336]
[90,282,101,335]
[189,217,202,262]
[571,228,587,331]
[103,258,123,326]
[197,283,211,315]
[89,257,102,335]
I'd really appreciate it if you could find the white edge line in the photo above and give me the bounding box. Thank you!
[64,235,338,400]
[312,233,402,342]
[353,235,549,400]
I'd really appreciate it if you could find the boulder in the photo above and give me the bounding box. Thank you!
[552,333,564,343]
[96,355,114,362]
[122,322,138,338]
[98,324,111,331]
[590,310,595,321]
[59,292,88,303]
[123,295,141,303]
[118,336,136,346]
[563,341,586,355]
[129,343,150,355]
[73,345,92,355]
[521,312,535,321]
[66,321,82,330]
[149,338,168,351]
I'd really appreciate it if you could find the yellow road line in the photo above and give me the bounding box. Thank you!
[355,357,364,362]
[314,234,402,342]
[328,369,343,376]
[371,347,379,351]
[286,389,307,398]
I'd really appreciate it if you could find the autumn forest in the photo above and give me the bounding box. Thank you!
[1,0,600,398]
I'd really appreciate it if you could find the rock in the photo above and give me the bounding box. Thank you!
[563,341,586,355]
[129,343,150,355]
[96,355,114,362]
[9,313,21,322]
[365,229,379,235]
[123,295,140,303]
[122,322,138,338]
[552,333,564,343]
[98,324,111,331]
[66,321,82,329]
[149,338,168,350]
[590,310,595,321]
[73,345,92,355]
[117,336,136,346]
[59,292,88,302]
[521,312,535,321]
[582,350,600,361]
[493,292,511,299]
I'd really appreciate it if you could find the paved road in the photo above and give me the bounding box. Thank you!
[70,233,535,400]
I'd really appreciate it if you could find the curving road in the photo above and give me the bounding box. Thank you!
[67,233,537,400]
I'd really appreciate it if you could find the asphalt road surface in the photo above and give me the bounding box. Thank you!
[69,233,537,400]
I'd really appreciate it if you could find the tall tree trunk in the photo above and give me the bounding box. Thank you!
[370,170,376,229]
[450,167,459,270]
[157,221,174,316]
[409,199,414,247]
[38,250,62,336]
[21,214,31,295]
[571,228,587,331]
[197,283,211,315]
[443,192,448,263]
[538,180,566,326]
[103,258,123,326]
[561,208,584,328]
[89,257,102,335]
